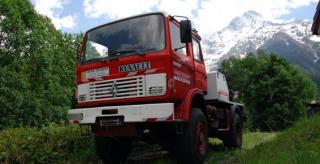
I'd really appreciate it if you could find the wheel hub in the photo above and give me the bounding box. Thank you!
[196,122,206,155]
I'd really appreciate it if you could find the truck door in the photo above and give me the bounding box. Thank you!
[192,38,207,92]
[169,21,194,99]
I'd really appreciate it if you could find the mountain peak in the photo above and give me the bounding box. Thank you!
[202,10,317,76]
[242,10,262,19]
[227,10,264,31]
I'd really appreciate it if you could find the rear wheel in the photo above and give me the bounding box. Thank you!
[223,112,243,148]
[95,136,131,164]
[176,108,208,164]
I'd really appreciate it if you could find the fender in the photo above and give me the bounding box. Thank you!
[229,105,243,127]
[181,88,204,120]
[229,105,236,125]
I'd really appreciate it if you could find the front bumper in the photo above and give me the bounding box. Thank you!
[68,103,174,124]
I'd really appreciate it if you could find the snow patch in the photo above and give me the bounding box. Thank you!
[310,35,320,43]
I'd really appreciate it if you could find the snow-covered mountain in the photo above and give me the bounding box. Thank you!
[202,10,320,87]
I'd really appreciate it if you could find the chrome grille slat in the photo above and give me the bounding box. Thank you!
[90,84,142,92]
[87,75,145,101]
[117,88,142,92]
[89,88,142,95]
[94,91,142,98]
[95,95,143,101]
[91,79,143,87]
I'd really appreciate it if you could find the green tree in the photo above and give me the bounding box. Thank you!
[0,0,82,128]
[219,50,318,131]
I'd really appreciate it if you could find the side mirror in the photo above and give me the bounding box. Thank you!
[180,20,192,43]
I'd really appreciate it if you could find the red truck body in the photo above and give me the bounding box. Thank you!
[76,13,206,120]
[68,12,244,164]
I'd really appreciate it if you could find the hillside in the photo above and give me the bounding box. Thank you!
[262,32,320,89]
[233,114,320,163]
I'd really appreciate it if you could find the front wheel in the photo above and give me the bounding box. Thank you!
[223,112,243,148]
[176,108,208,164]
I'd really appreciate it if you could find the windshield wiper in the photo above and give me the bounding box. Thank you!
[81,57,109,64]
[112,48,157,57]
[81,53,121,64]
[174,46,186,51]
[110,49,137,56]
[136,48,157,56]
[81,48,158,64]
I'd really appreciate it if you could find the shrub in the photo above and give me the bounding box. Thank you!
[219,50,318,131]
[0,124,95,163]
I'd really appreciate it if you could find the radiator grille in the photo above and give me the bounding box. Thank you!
[88,76,145,101]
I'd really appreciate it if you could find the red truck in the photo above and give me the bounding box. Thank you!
[68,12,245,164]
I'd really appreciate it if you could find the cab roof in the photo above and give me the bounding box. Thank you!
[86,12,168,34]
[85,12,201,40]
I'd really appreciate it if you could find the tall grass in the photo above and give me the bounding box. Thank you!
[0,124,95,163]
[234,114,320,164]
[1,114,319,163]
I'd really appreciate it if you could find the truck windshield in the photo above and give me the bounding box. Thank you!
[83,14,165,63]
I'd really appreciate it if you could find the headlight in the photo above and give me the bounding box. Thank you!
[77,83,89,102]
[145,73,166,96]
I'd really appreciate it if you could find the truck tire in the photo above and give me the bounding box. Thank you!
[176,108,208,164]
[95,136,131,164]
[223,112,242,149]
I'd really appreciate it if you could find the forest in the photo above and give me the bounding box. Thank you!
[0,0,81,129]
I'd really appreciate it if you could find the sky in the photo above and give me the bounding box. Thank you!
[30,0,319,35]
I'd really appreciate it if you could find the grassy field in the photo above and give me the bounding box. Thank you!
[151,114,320,164]
[1,114,320,163]
[206,132,277,164]
[234,115,320,164]
[149,132,277,164]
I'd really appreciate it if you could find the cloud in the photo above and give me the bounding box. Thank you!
[82,0,317,34]
[83,0,160,19]
[195,0,318,34]
[157,0,199,19]
[52,15,76,29]
[83,0,199,20]
[33,0,76,29]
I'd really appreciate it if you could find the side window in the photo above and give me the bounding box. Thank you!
[169,22,187,56]
[192,39,202,62]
